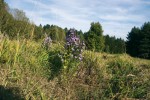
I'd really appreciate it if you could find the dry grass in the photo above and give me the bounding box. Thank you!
[0,37,150,100]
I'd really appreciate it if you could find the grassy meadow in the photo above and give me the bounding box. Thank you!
[0,36,150,100]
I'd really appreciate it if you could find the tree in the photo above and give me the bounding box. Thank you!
[104,35,125,54]
[126,27,141,57]
[76,30,84,41]
[126,22,150,59]
[0,0,14,36]
[10,8,29,22]
[43,24,65,42]
[84,31,96,50]
[0,0,33,39]
[33,24,44,40]
[84,22,105,52]
[139,22,150,58]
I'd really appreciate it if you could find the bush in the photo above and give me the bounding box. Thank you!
[48,50,63,80]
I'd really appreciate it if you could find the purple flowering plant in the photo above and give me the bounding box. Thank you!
[59,29,85,70]
[42,33,52,50]
[65,29,85,61]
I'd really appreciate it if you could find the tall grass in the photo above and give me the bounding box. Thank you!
[0,35,150,100]
[0,36,50,99]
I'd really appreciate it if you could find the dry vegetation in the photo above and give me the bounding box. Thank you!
[0,36,150,100]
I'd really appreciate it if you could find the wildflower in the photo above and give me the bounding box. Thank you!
[43,34,52,49]
[65,28,85,61]
[44,36,52,45]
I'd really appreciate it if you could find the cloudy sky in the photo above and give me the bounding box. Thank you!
[5,0,150,40]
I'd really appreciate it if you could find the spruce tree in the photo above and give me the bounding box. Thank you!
[126,22,150,59]
[126,27,141,57]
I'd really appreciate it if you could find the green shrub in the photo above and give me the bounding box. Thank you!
[48,50,63,80]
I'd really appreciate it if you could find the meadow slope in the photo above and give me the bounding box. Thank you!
[0,37,150,100]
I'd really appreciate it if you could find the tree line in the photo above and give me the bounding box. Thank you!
[0,0,126,54]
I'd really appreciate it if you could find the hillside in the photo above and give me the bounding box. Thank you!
[0,36,150,100]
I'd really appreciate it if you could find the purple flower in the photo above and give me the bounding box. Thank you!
[65,28,85,61]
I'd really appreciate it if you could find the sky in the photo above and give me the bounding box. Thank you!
[5,0,150,40]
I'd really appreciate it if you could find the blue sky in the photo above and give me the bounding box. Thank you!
[5,0,150,40]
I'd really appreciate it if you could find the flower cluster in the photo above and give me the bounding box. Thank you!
[65,29,85,61]
[43,36,52,49]
[44,36,52,45]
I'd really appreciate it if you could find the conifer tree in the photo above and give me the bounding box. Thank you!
[126,22,150,59]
